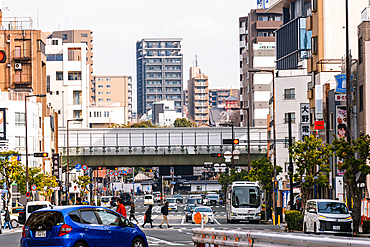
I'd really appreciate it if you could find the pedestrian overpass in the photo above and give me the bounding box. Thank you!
[58,127,267,167]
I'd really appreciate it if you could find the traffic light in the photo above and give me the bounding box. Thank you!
[233,139,239,145]
[288,165,293,172]
[114,167,118,170]
[211,153,223,157]
[150,169,153,172]
[74,186,77,190]
[273,181,278,190]
[34,152,48,157]
[97,166,103,170]
[0,50,6,63]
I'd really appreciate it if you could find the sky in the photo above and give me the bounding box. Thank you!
[3,0,256,104]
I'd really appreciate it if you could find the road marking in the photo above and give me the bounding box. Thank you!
[214,218,221,225]
[181,215,185,225]
[146,236,184,246]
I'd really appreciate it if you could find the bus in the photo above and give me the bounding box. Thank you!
[226,181,261,224]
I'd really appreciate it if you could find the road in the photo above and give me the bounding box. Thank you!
[0,195,283,247]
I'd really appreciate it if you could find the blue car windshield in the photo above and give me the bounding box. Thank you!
[195,208,212,212]
[318,202,349,214]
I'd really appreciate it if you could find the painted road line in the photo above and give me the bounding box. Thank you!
[146,236,184,246]
[181,215,185,225]
[214,218,221,225]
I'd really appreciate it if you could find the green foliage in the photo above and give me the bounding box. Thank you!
[289,135,332,210]
[218,168,251,195]
[363,220,370,234]
[174,118,195,127]
[332,134,370,234]
[73,175,91,200]
[285,210,303,231]
[0,151,23,207]
[249,158,282,196]
[109,121,158,128]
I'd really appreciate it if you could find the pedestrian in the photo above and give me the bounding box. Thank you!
[76,197,83,205]
[129,202,139,224]
[159,201,172,228]
[142,205,154,228]
[3,208,12,230]
[116,197,127,218]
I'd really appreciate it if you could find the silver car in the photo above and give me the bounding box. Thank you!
[303,199,353,235]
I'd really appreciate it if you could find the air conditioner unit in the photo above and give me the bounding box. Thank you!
[14,63,22,70]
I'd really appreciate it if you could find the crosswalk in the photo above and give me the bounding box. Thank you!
[0,228,22,235]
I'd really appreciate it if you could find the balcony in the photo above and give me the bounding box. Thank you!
[13,49,32,60]
[276,17,312,70]
[256,20,282,30]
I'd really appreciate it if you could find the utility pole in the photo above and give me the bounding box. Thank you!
[288,113,294,210]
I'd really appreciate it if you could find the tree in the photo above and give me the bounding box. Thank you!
[218,168,250,197]
[74,175,91,200]
[249,158,282,220]
[289,135,333,211]
[332,134,370,233]
[174,118,195,127]
[0,151,23,207]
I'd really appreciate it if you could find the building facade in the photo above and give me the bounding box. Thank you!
[187,66,209,125]
[136,38,183,118]
[208,89,239,108]
[240,9,282,128]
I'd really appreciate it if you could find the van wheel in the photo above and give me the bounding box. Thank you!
[11,219,18,228]
[131,238,145,247]
[304,223,307,234]
[314,223,317,234]
[227,218,230,223]
[74,241,87,247]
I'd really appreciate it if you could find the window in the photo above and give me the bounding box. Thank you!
[15,70,21,82]
[62,34,67,40]
[275,16,282,21]
[98,99,103,101]
[98,92,103,95]
[284,88,295,99]
[73,91,82,105]
[56,72,63,80]
[284,137,296,148]
[284,112,296,123]
[14,46,21,58]
[81,33,88,37]
[52,40,58,45]
[360,85,364,112]
[258,32,268,37]
[107,92,111,95]
[81,41,88,45]
[107,99,111,101]
[56,91,59,95]
[165,51,172,56]
[98,79,103,81]
[80,210,99,224]
[312,36,318,54]
[258,16,268,21]
[98,85,103,88]
[312,0,317,11]
[359,37,363,64]
[89,112,91,117]
[74,110,82,119]
[68,210,81,223]
[106,79,111,81]
[68,72,82,80]
[107,85,111,88]
[15,136,25,148]
[15,113,25,127]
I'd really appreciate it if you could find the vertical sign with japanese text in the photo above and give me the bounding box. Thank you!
[52,153,59,179]
[300,103,310,141]
[0,108,6,140]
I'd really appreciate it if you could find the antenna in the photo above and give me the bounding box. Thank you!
[195,55,198,67]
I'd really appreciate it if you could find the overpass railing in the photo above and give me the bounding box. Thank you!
[58,127,268,156]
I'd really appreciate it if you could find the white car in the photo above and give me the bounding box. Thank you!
[192,206,215,224]
[1,209,19,228]
[144,195,154,205]
[153,192,161,203]
[100,196,112,208]
[303,199,353,235]
[166,198,178,212]
[26,201,52,221]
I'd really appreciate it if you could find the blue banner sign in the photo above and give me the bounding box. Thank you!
[335,74,353,93]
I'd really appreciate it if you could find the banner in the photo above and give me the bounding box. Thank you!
[0,108,6,140]
[300,103,310,140]
[335,74,353,93]
[336,106,347,140]
[52,154,60,179]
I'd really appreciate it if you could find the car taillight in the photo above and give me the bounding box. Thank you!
[59,224,73,236]
[22,225,26,238]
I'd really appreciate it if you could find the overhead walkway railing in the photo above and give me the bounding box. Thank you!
[192,228,370,247]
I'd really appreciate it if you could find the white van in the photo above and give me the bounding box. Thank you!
[144,195,154,205]
[26,201,52,220]
[100,196,112,208]
[303,199,353,235]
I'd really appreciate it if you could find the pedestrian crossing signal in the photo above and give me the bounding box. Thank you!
[34,152,48,157]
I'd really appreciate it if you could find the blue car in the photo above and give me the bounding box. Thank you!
[20,205,147,247]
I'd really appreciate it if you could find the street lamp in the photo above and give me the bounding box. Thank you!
[66,118,83,204]
[248,68,277,223]
[25,94,47,195]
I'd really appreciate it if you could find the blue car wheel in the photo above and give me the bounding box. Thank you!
[131,237,145,247]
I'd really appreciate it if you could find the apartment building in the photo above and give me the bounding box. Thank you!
[48,30,94,102]
[240,9,282,128]
[136,38,183,118]
[93,75,132,122]
[239,17,248,90]
[187,66,209,125]
[0,12,58,188]
[209,89,239,108]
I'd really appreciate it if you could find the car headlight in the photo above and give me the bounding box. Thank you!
[318,215,327,219]
[346,216,352,220]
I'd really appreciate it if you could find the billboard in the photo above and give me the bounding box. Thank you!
[0,108,6,140]
[257,0,269,9]
[336,106,347,140]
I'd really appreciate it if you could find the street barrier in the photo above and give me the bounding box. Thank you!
[192,228,370,247]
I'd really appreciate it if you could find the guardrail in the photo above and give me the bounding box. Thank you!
[192,228,370,247]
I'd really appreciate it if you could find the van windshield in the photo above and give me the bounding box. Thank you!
[318,202,349,214]
[145,196,153,200]
[28,205,48,214]
[101,198,110,203]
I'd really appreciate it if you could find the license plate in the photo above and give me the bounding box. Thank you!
[35,231,46,238]
[333,225,340,230]
[246,217,252,220]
